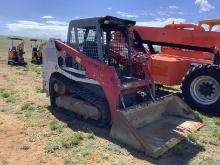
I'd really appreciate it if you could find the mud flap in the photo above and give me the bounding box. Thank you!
[110,95,203,158]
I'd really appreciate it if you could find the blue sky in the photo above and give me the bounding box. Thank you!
[0,0,219,39]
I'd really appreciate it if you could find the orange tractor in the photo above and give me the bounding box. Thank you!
[133,19,220,112]
[8,37,27,65]
[30,39,42,64]
[30,39,45,64]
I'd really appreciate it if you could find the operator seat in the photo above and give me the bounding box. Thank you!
[12,47,16,51]
[33,47,37,52]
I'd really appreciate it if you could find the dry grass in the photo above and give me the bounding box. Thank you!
[0,52,220,164]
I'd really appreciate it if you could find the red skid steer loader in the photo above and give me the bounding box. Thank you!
[43,16,203,157]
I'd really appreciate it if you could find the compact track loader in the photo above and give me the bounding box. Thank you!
[8,37,26,65]
[43,16,202,157]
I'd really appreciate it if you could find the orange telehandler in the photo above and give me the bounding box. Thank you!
[133,19,220,112]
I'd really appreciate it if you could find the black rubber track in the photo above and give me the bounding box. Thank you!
[49,74,111,127]
[181,64,220,112]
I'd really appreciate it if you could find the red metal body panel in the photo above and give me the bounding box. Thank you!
[54,40,153,121]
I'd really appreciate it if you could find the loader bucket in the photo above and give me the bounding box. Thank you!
[110,95,203,158]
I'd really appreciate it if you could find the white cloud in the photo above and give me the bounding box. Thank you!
[169,5,178,9]
[157,11,169,16]
[41,16,54,19]
[74,16,81,19]
[6,20,68,39]
[46,20,68,26]
[116,11,139,18]
[5,17,187,39]
[177,11,184,15]
[106,7,112,10]
[137,18,186,27]
[195,0,215,12]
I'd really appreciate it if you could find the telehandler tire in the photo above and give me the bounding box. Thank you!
[181,64,220,112]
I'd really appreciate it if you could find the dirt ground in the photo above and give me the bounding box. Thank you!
[0,112,63,165]
[0,65,63,165]
[0,60,220,165]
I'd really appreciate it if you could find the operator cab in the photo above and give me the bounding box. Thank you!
[67,16,136,78]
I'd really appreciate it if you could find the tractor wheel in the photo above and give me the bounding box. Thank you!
[181,65,220,112]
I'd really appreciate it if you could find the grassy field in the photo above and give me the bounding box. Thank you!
[0,36,220,164]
